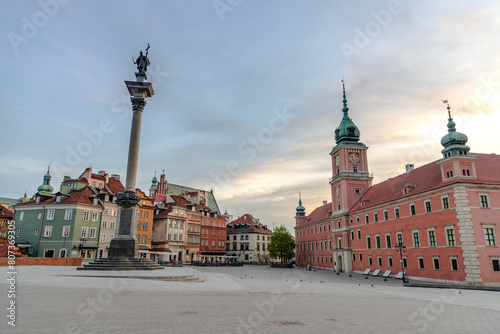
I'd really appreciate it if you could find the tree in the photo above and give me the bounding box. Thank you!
[268,225,296,264]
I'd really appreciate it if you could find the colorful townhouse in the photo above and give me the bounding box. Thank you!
[295,85,500,286]
[136,188,154,259]
[226,213,272,263]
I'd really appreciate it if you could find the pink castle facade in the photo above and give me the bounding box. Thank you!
[295,87,500,286]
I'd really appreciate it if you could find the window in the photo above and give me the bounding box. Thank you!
[480,194,489,208]
[354,188,360,194]
[388,256,393,267]
[90,228,96,238]
[64,209,72,220]
[397,232,403,245]
[395,208,400,219]
[138,210,142,218]
[450,257,459,271]
[81,227,88,238]
[410,204,416,216]
[103,208,109,215]
[352,253,356,261]
[428,230,436,247]
[418,257,425,269]
[374,213,378,222]
[338,238,342,249]
[402,257,408,268]
[109,234,114,241]
[366,236,372,249]
[376,235,381,249]
[137,222,141,230]
[365,215,369,224]
[44,226,52,237]
[143,222,148,231]
[385,234,391,248]
[16,228,21,237]
[100,234,106,242]
[37,212,42,220]
[492,258,500,272]
[413,231,420,247]
[433,257,440,270]
[357,229,361,240]
[484,227,496,246]
[62,226,70,237]
[34,229,39,236]
[353,166,358,173]
[425,201,432,213]
[110,222,115,229]
[359,252,363,261]
[368,256,373,266]
[112,210,117,216]
[142,235,147,244]
[446,228,456,246]
[83,211,90,221]
[102,221,108,228]
[384,211,388,221]
[144,211,149,218]
[19,211,24,221]
[377,256,382,266]
[47,210,55,220]
[351,231,355,240]
[442,197,449,210]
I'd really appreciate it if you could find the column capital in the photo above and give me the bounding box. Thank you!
[131,97,146,112]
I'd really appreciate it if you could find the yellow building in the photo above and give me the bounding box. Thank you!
[136,188,154,259]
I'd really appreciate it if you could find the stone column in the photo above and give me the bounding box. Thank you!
[108,72,154,259]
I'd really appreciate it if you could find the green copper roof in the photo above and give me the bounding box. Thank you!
[37,166,54,194]
[296,193,306,217]
[149,172,158,191]
[167,183,221,214]
[0,197,22,206]
[334,82,361,144]
[440,104,470,158]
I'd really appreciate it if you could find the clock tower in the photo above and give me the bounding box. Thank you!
[329,82,372,215]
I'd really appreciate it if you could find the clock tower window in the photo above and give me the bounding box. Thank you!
[353,166,358,173]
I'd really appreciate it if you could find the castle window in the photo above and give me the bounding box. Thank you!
[425,201,432,213]
[384,210,388,220]
[413,231,420,247]
[450,257,459,271]
[433,257,440,270]
[374,213,378,222]
[484,227,496,246]
[442,197,450,210]
[354,188,360,194]
[410,204,416,216]
[395,208,400,219]
[353,166,358,173]
[480,194,489,208]
[365,215,369,224]
[446,228,456,246]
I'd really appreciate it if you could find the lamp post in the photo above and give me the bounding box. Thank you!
[395,242,407,285]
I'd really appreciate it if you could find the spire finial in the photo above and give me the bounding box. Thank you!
[298,191,302,205]
[341,79,349,114]
[443,99,456,132]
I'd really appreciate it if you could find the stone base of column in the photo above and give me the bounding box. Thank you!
[108,238,138,259]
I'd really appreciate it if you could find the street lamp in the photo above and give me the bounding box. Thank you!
[395,242,407,284]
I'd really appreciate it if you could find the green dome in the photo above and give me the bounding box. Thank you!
[37,167,54,194]
[296,194,306,217]
[335,83,360,144]
[440,105,470,158]
[149,172,158,191]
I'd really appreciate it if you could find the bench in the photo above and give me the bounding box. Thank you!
[363,268,371,275]
[395,271,406,279]
[371,269,381,276]
[382,270,392,278]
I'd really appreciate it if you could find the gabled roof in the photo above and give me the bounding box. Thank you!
[15,187,100,208]
[228,213,271,232]
[349,153,500,212]
[107,177,125,193]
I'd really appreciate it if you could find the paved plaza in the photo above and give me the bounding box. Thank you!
[1,265,499,333]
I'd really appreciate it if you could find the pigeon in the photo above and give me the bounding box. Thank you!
[371,284,374,287]
[458,291,462,294]
[300,280,302,282]
[358,284,361,286]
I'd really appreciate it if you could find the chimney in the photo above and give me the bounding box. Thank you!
[405,164,414,174]
[111,174,120,180]
[323,200,327,206]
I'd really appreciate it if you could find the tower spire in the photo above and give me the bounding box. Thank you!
[296,191,306,217]
[440,100,470,158]
[342,79,349,114]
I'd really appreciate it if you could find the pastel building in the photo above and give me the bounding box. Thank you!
[295,85,500,286]
[226,213,272,263]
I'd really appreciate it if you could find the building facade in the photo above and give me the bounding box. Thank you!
[295,86,500,286]
[226,213,272,263]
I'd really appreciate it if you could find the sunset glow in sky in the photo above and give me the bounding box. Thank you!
[1,0,499,230]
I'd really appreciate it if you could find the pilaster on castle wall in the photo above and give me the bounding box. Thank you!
[454,185,482,284]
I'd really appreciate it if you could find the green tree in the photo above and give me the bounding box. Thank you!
[268,225,296,264]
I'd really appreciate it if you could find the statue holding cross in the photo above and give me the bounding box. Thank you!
[133,43,150,74]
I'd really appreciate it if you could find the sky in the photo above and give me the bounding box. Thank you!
[1,0,500,231]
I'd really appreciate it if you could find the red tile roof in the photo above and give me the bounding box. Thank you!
[15,187,100,207]
[296,203,332,227]
[349,153,500,212]
[107,177,125,193]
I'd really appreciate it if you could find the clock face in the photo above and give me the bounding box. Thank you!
[349,153,360,163]
[335,156,340,166]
